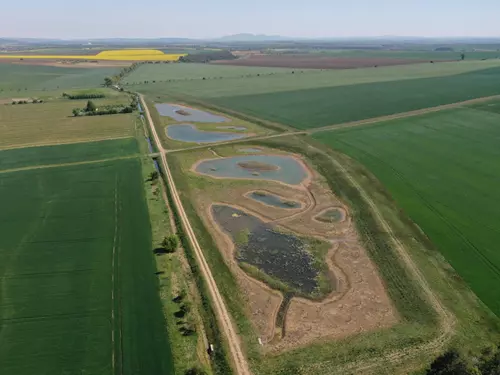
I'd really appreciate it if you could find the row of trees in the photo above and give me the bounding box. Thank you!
[63,92,105,100]
[104,62,144,87]
[12,98,43,105]
[72,97,137,117]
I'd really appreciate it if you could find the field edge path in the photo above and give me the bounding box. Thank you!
[140,95,252,375]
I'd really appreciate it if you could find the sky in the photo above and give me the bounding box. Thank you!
[2,0,500,39]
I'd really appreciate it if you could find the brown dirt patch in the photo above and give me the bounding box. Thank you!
[213,54,447,69]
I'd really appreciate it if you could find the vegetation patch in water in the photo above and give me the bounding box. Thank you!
[212,205,333,297]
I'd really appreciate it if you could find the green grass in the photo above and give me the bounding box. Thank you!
[123,63,298,84]
[209,66,500,129]
[132,60,500,99]
[0,63,120,92]
[0,157,174,375]
[0,138,139,171]
[0,96,136,149]
[314,107,500,317]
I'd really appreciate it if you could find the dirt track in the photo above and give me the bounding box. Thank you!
[140,95,252,375]
[167,94,500,155]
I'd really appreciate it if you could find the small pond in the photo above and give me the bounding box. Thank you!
[315,208,345,223]
[238,148,262,153]
[195,155,308,185]
[216,126,247,131]
[156,103,229,123]
[212,205,319,294]
[248,191,301,209]
[166,124,247,143]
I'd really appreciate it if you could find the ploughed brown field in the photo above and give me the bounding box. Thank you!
[213,54,443,69]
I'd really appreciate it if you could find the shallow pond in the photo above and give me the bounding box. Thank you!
[195,155,308,185]
[315,208,345,223]
[166,124,247,143]
[156,103,229,123]
[248,191,301,209]
[238,148,262,153]
[216,126,247,131]
[212,205,318,294]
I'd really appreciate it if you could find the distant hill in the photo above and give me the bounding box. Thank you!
[214,34,296,42]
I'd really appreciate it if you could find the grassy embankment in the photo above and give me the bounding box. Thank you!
[134,114,213,375]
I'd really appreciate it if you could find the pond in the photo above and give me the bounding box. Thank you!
[212,205,319,294]
[155,103,229,123]
[195,155,308,185]
[166,124,247,143]
[247,191,301,209]
[238,148,262,153]
[315,208,346,223]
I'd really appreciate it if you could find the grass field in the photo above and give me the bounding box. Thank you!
[0,97,136,149]
[300,49,500,61]
[132,60,500,99]
[314,105,500,317]
[209,66,500,129]
[0,152,174,374]
[0,64,120,92]
[0,138,138,171]
[123,63,299,84]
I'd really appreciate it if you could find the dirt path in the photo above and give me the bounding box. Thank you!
[167,94,500,155]
[309,145,456,374]
[140,95,252,375]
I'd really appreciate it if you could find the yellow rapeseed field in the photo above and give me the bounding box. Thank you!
[0,49,185,61]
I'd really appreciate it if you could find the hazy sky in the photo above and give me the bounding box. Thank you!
[2,0,500,39]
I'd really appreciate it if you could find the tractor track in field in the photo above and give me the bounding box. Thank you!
[140,95,252,375]
[166,94,500,155]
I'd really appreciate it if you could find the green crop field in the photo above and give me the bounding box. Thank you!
[0,154,174,375]
[0,138,138,171]
[0,63,120,92]
[123,62,298,84]
[0,97,136,149]
[314,105,500,316]
[132,59,500,99]
[208,66,500,129]
[300,49,500,60]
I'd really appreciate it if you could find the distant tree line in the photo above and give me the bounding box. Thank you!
[179,50,236,63]
[63,92,105,100]
[12,98,43,105]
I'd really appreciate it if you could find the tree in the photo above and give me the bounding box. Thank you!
[426,350,476,375]
[480,345,500,375]
[72,108,81,117]
[104,77,113,86]
[161,235,179,253]
[461,53,466,61]
[148,171,159,181]
[85,100,97,112]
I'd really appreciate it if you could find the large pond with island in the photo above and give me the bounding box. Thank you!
[194,155,308,185]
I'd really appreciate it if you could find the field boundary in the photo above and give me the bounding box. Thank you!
[0,136,135,152]
[0,155,138,174]
[141,95,251,375]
